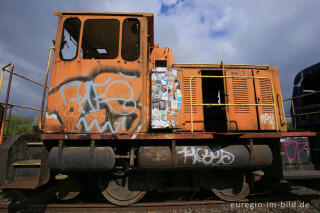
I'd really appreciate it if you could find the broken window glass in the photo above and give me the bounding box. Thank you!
[122,18,140,61]
[81,19,120,59]
[59,18,81,60]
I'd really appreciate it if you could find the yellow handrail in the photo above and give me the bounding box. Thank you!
[189,75,279,132]
[0,101,42,111]
[283,90,320,101]
[0,47,54,143]
[284,90,320,130]
[0,63,14,144]
[0,63,13,94]
[1,67,48,88]
[39,47,54,130]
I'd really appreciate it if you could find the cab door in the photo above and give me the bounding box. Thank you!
[224,69,259,131]
[253,69,277,130]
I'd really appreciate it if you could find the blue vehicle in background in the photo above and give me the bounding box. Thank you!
[291,62,320,130]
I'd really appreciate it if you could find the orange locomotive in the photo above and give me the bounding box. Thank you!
[0,12,318,206]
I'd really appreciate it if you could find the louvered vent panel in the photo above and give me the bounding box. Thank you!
[183,77,197,113]
[232,78,250,113]
[259,79,274,113]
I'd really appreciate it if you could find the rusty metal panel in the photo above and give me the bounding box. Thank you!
[270,66,287,131]
[44,15,149,134]
[40,132,316,141]
[253,69,276,130]
[180,69,204,131]
[48,147,115,171]
[138,145,272,169]
[253,66,287,131]
[224,69,258,131]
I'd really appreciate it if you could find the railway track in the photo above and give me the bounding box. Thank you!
[0,200,232,213]
[1,181,320,212]
[0,196,319,213]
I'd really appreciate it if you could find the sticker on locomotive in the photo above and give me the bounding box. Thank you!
[151,67,182,128]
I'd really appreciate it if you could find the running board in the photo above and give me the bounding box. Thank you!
[26,142,43,146]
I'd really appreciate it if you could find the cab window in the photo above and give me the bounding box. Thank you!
[121,18,140,61]
[59,18,81,60]
[81,19,120,59]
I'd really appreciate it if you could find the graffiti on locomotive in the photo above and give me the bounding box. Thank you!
[46,67,142,133]
[177,146,235,166]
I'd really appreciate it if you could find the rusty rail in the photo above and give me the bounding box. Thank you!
[0,200,236,213]
[1,193,318,213]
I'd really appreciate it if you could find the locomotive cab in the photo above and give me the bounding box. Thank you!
[45,12,154,134]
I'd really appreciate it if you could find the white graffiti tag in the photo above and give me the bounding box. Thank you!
[177,146,235,166]
[260,113,274,125]
[76,116,127,133]
[45,112,61,125]
[151,119,175,128]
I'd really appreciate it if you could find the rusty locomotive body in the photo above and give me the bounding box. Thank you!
[1,12,320,206]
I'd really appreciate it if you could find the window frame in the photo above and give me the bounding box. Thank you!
[121,18,141,61]
[59,17,81,61]
[81,18,121,60]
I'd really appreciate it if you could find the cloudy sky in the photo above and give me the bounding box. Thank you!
[0,0,319,117]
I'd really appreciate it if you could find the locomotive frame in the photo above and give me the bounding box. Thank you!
[0,12,320,206]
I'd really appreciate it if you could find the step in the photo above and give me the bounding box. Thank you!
[12,160,41,167]
[283,169,320,180]
[26,141,43,146]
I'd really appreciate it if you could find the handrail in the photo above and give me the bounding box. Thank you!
[39,47,54,130]
[283,90,320,101]
[0,63,14,144]
[0,47,54,144]
[0,67,48,89]
[189,75,279,132]
[283,90,320,130]
[0,101,42,111]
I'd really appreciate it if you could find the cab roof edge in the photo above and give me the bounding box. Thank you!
[52,12,154,17]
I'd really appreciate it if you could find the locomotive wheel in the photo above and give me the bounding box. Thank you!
[212,174,249,201]
[100,173,147,206]
[55,176,82,200]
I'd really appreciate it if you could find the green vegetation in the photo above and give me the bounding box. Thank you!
[286,122,294,131]
[4,115,36,135]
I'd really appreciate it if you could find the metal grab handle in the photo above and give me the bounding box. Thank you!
[39,47,55,130]
[0,63,14,144]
